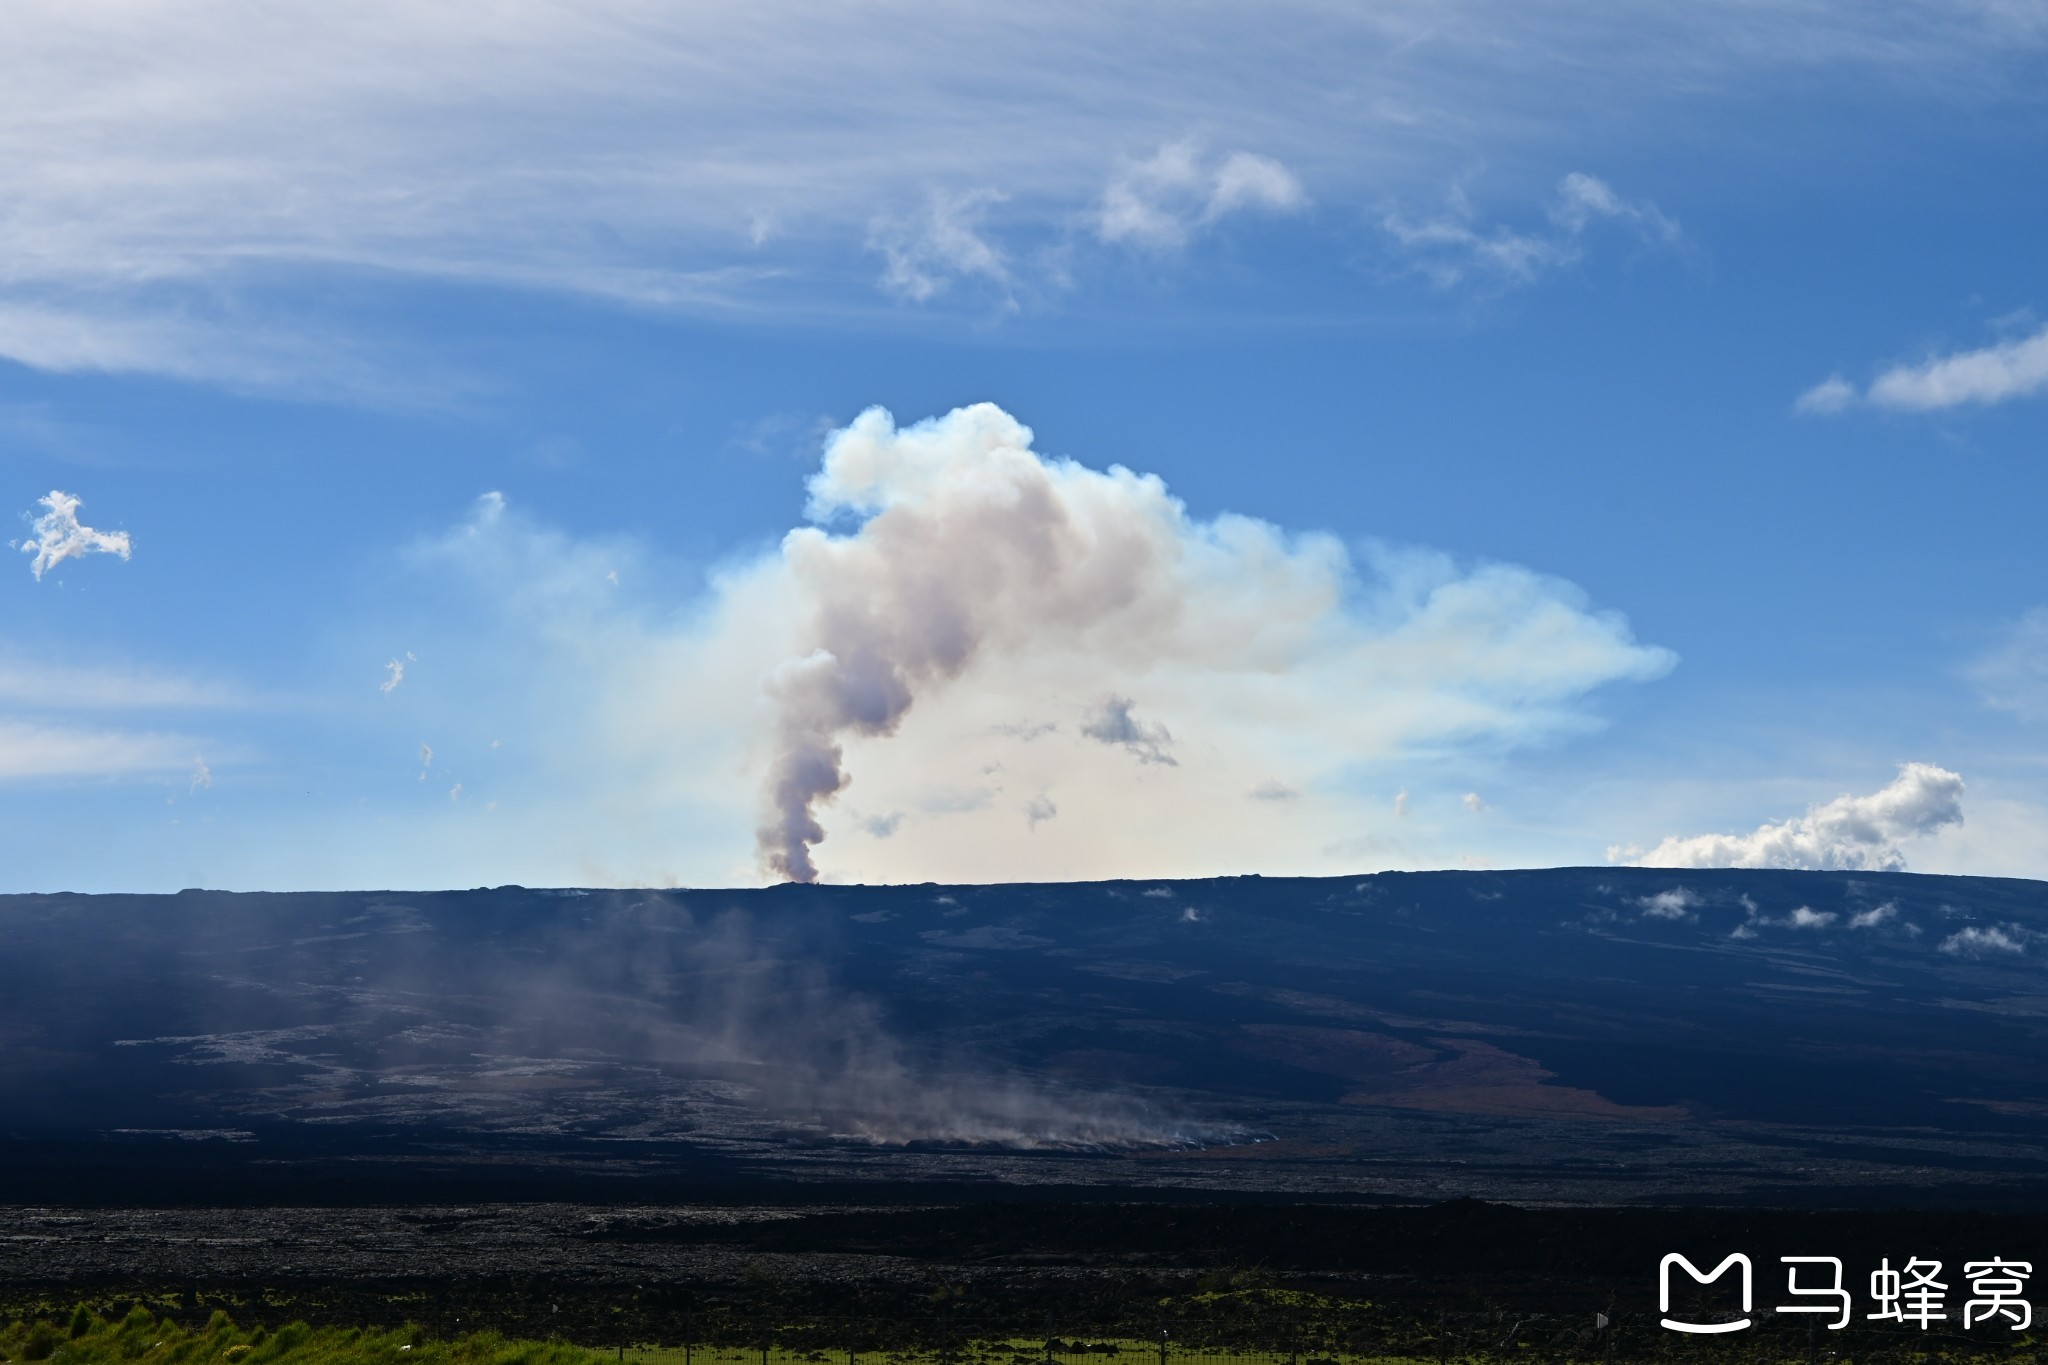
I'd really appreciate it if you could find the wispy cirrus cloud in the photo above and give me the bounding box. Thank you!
[1096,142,1306,250]
[1378,173,1682,289]
[0,2,2041,390]
[1798,322,2048,414]
[0,719,204,783]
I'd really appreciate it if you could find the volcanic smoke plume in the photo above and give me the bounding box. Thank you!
[757,402,1319,880]
[754,401,1671,882]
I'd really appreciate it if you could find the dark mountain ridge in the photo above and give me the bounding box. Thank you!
[4,867,2047,1206]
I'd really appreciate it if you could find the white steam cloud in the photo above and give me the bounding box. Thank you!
[1613,762,1964,871]
[17,490,131,580]
[753,403,1673,882]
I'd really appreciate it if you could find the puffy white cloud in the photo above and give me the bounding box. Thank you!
[190,756,212,791]
[752,403,1673,880]
[1613,762,1964,872]
[16,490,130,580]
[1941,925,2027,957]
[1096,142,1306,249]
[1847,901,1896,929]
[380,658,406,694]
[1379,173,1681,289]
[1636,887,1697,920]
[1799,323,2048,413]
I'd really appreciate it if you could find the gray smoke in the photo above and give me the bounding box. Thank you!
[752,400,1674,883]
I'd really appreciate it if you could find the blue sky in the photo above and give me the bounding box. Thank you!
[3,0,2046,890]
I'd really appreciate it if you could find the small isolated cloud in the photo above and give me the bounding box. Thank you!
[871,188,1011,304]
[17,490,131,580]
[1799,323,2048,414]
[1249,779,1300,801]
[1380,172,1680,289]
[862,811,904,839]
[1142,887,1175,899]
[1613,762,1964,872]
[1097,141,1306,249]
[1794,375,1857,415]
[380,658,406,694]
[1972,607,2048,722]
[1785,906,1836,929]
[449,781,462,804]
[1848,901,1897,929]
[1461,791,1489,813]
[1393,788,1410,818]
[418,742,433,780]
[1080,695,1177,766]
[1636,887,1698,920]
[1941,925,2027,957]
[190,756,212,792]
[1023,795,1057,829]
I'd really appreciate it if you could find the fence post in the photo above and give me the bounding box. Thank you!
[1157,1326,1167,1365]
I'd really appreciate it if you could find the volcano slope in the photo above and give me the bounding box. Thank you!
[3,867,2047,1207]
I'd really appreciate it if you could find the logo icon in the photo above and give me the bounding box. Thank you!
[1661,1253,1753,1334]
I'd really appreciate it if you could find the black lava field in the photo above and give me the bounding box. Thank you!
[4,867,2047,1208]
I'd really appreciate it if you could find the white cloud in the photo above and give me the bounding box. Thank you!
[1613,762,1964,871]
[752,402,1673,880]
[1379,173,1681,289]
[374,401,1672,887]
[1794,375,1856,415]
[190,755,212,791]
[0,660,243,710]
[871,189,1012,304]
[380,658,406,694]
[1096,142,1306,249]
[1636,887,1697,920]
[1799,323,2048,413]
[0,720,200,782]
[1785,906,1835,929]
[1461,791,1488,813]
[1848,900,1896,929]
[1971,606,2048,722]
[0,3,2037,384]
[1941,924,2026,957]
[16,490,131,580]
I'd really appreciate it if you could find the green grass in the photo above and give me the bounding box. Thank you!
[0,1306,606,1365]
